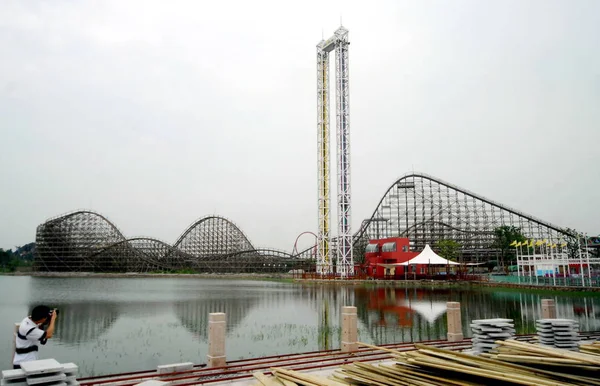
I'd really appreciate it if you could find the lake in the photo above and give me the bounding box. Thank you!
[1,276,599,376]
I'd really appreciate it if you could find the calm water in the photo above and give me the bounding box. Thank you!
[1,276,599,376]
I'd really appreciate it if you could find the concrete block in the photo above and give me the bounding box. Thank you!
[20,360,63,376]
[208,313,226,323]
[446,302,463,341]
[35,383,65,386]
[341,318,358,342]
[2,380,27,386]
[447,332,464,342]
[206,355,226,368]
[26,373,66,385]
[541,299,557,319]
[136,380,171,386]
[341,342,359,352]
[208,326,225,355]
[1,369,26,381]
[156,362,193,375]
[341,306,358,353]
[207,313,227,368]
[60,364,77,376]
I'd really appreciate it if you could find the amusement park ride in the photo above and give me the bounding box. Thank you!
[316,26,352,277]
[33,26,597,277]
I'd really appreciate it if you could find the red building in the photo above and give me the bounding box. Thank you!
[364,237,419,279]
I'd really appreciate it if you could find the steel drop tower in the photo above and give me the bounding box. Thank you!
[317,26,353,277]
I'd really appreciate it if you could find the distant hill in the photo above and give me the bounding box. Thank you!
[14,242,36,261]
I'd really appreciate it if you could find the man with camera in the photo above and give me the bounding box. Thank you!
[13,305,58,369]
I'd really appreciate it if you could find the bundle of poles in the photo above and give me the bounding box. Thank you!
[252,340,600,386]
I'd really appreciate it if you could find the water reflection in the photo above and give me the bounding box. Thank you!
[298,285,356,350]
[29,302,120,345]
[174,297,260,340]
[2,277,600,378]
[351,287,600,346]
[512,292,600,333]
[353,287,449,344]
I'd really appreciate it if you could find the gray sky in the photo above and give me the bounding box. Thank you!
[1,0,599,252]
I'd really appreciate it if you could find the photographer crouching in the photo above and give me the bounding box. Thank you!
[13,305,58,369]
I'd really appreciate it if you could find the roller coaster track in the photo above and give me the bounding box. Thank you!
[352,172,576,256]
[356,172,572,239]
[35,211,309,273]
[34,172,578,272]
[300,172,576,263]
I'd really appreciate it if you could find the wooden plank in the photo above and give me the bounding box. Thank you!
[253,372,286,386]
[272,368,346,386]
[406,356,572,386]
[498,341,600,366]
[356,342,405,355]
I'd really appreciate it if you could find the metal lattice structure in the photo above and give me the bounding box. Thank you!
[35,211,310,273]
[174,216,254,257]
[317,26,353,277]
[354,172,576,261]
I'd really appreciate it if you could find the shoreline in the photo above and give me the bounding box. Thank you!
[4,271,295,281]
[3,271,600,294]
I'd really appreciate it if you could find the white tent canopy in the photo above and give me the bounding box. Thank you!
[400,244,460,266]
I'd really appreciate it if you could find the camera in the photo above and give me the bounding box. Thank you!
[41,309,59,328]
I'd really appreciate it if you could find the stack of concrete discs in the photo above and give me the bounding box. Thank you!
[19,359,65,386]
[470,318,515,353]
[1,360,78,386]
[536,319,580,350]
[1,368,27,386]
[61,364,78,386]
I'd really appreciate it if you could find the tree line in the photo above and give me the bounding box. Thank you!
[0,242,36,272]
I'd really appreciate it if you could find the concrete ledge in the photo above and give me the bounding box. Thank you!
[136,381,170,386]
[447,333,464,342]
[157,363,194,375]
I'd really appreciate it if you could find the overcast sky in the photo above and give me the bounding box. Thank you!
[1,0,598,251]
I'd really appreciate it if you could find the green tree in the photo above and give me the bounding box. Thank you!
[563,228,582,261]
[492,226,526,269]
[0,248,13,268]
[434,239,461,261]
[7,258,20,272]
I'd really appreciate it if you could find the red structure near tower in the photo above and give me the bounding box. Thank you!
[364,237,419,279]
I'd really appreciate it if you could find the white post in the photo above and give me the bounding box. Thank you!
[578,235,586,287]
[585,233,592,284]
[551,244,556,286]
[516,245,520,278]
[340,306,358,352]
[12,322,19,365]
[561,243,568,283]
[207,313,226,368]
[535,243,539,285]
[528,243,533,279]
[564,245,569,284]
